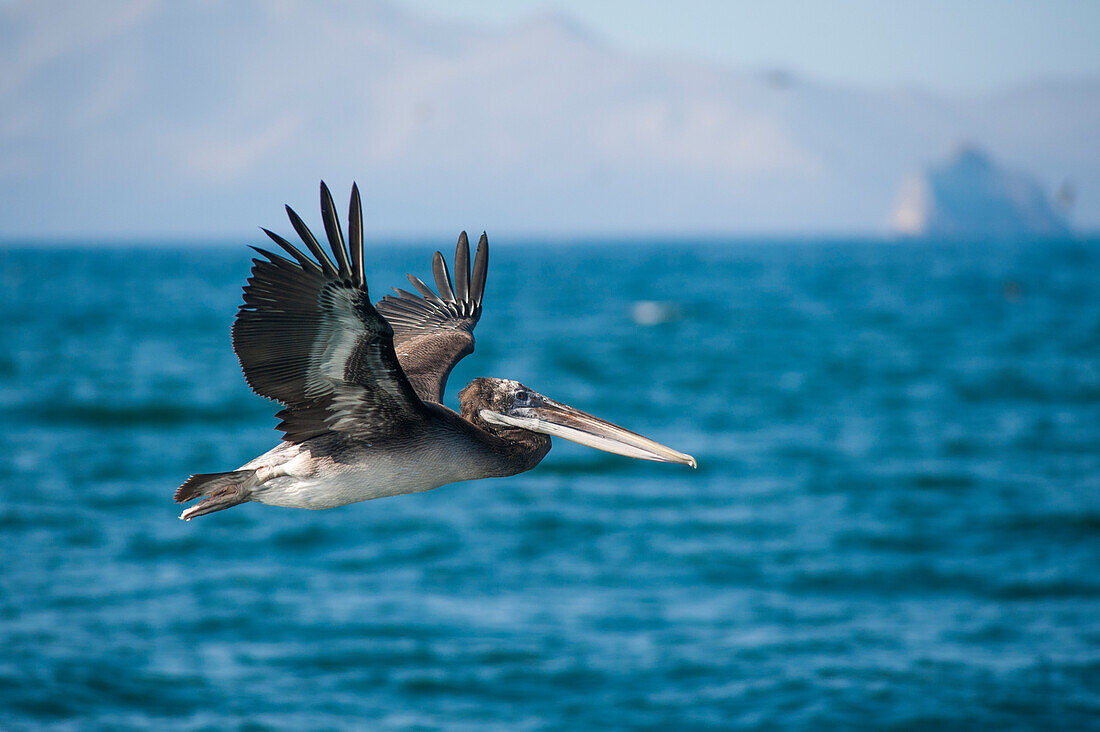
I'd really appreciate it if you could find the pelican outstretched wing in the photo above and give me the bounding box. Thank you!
[375,232,488,403]
[232,182,427,443]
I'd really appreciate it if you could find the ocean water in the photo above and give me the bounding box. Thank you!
[1,238,1099,730]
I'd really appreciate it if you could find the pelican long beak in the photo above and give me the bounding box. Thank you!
[481,400,697,468]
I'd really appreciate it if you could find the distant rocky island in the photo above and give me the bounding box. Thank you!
[890,147,1070,238]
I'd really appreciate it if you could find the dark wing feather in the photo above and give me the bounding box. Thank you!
[348,184,365,286]
[233,182,426,443]
[319,181,352,279]
[375,231,489,403]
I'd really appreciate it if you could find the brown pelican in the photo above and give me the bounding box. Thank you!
[175,183,695,520]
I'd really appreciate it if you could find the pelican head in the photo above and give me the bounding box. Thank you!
[459,378,697,468]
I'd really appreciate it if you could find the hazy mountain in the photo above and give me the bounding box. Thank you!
[891,146,1069,237]
[1,0,1096,238]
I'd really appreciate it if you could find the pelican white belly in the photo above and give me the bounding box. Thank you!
[241,438,470,510]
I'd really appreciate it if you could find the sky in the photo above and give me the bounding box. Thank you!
[400,0,1100,94]
[0,0,1096,238]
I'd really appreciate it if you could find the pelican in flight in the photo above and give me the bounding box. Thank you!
[175,183,695,520]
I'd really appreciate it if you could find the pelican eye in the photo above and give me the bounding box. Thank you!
[514,390,528,403]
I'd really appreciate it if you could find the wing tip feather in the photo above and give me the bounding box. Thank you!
[349,182,365,286]
[319,180,352,281]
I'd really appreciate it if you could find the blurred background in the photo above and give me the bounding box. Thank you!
[2,1,1099,729]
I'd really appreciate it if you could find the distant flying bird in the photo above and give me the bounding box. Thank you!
[175,183,696,520]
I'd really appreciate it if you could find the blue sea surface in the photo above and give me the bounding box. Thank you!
[1,238,1099,729]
